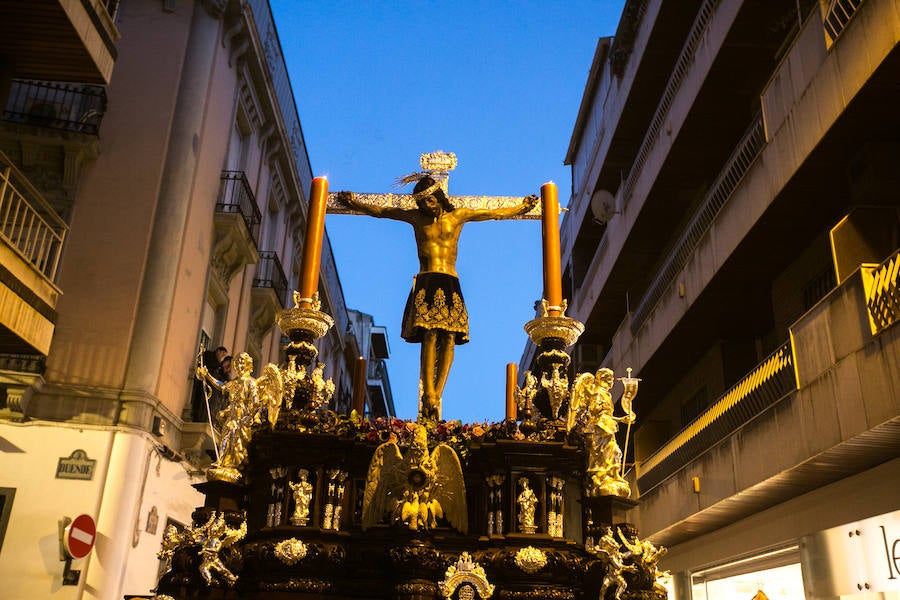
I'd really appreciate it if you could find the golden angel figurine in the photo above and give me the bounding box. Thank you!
[568,367,636,497]
[362,423,467,533]
[588,526,636,600]
[193,512,246,586]
[197,352,284,482]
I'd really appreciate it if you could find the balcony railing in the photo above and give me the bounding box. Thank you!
[217,171,262,247]
[637,341,797,493]
[618,0,719,209]
[0,353,46,374]
[2,80,108,136]
[631,113,766,335]
[863,248,900,334]
[608,0,649,77]
[253,251,288,308]
[0,151,68,282]
[823,0,865,44]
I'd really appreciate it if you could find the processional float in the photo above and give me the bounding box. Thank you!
[153,152,669,600]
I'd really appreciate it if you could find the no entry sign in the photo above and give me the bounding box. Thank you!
[64,514,96,559]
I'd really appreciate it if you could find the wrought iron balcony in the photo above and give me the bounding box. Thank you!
[2,79,107,136]
[253,251,289,309]
[0,150,68,281]
[637,341,797,493]
[217,171,262,247]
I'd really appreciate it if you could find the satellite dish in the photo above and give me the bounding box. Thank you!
[590,190,617,223]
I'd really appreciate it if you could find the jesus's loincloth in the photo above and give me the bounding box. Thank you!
[401,272,470,344]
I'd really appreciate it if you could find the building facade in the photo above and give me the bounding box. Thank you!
[0,1,379,598]
[346,308,395,419]
[532,0,900,597]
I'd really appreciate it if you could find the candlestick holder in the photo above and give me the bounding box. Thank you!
[524,299,585,420]
[277,291,334,366]
[276,291,337,416]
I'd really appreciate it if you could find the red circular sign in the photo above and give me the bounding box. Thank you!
[64,514,96,559]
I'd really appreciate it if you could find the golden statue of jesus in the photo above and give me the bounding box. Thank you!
[337,176,537,420]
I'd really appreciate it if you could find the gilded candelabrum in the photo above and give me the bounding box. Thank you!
[524,299,584,420]
[276,291,337,414]
[277,291,334,367]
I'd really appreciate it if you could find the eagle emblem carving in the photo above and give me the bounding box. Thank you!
[362,423,467,534]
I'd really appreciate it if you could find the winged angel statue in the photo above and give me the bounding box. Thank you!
[362,423,468,533]
[198,352,292,482]
[567,367,636,497]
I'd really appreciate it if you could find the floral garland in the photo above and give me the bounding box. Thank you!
[275,411,572,463]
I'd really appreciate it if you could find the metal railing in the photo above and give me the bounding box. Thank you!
[217,171,262,247]
[253,251,288,308]
[0,151,68,282]
[631,113,766,335]
[618,0,719,208]
[864,249,900,334]
[823,0,866,44]
[2,80,107,136]
[608,0,649,76]
[637,341,797,493]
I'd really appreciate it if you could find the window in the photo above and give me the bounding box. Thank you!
[691,546,804,600]
[0,487,15,551]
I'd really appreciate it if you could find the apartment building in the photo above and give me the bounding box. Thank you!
[346,308,395,419]
[0,2,376,598]
[530,0,900,597]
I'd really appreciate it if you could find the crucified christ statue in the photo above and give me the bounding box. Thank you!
[334,158,537,421]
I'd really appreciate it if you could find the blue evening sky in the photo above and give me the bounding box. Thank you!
[271,1,624,422]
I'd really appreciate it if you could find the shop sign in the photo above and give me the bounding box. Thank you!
[56,450,96,481]
[802,509,900,596]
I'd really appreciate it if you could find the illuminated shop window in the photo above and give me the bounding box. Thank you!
[692,563,804,600]
[691,547,804,600]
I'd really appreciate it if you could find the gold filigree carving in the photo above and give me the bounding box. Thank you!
[273,538,308,565]
[524,315,585,348]
[438,552,494,599]
[514,546,547,574]
[327,192,544,220]
[411,288,469,335]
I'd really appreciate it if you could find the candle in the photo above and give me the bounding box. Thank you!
[297,176,329,309]
[352,356,367,416]
[541,182,563,317]
[506,362,518,421]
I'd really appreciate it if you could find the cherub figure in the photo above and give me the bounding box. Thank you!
[193,512,246,586]
[618,528,669,592]
[589,526,636,600]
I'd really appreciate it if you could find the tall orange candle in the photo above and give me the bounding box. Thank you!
[541,182,563,317]
[352,356,367,416]
[505,362,518,421]
[297,176,329,309]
